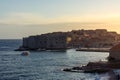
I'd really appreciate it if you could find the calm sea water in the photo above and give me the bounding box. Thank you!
[0,40,110,80]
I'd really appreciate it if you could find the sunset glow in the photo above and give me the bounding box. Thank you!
[0,0,120,39]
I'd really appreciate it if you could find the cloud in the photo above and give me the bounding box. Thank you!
[0,12,120,25]
[0,12,47,25]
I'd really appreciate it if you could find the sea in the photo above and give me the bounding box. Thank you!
[0,39,110,80]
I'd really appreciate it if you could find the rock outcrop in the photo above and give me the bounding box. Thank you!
[109,43,120,61]
[63,43,120,73]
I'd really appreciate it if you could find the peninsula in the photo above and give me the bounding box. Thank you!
[16,29,120,51]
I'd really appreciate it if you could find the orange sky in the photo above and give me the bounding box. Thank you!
[0,0,120,38]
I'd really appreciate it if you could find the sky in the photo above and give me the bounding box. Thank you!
[0,0,120,39]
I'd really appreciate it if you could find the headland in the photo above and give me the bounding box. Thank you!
[16,29,120,51]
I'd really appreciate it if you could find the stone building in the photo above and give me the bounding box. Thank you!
[46,32,67,49]
[23,36,38,50]
[67,29,120,48]
[22,32,67,50]
[23,37,28,48]
[21,29,120,50]
[36,34,48,49]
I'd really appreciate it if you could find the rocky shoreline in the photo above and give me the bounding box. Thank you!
[63,62,120,80]
[76,48,110,52]
[63,43,120,80]
[63,61,120,80]
[63,61,120,73]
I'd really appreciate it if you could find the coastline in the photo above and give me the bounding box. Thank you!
[76,48,110,52]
